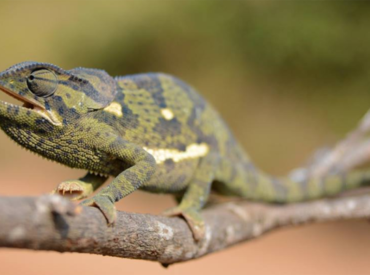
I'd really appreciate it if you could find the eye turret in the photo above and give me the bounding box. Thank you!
[26,69,58,97]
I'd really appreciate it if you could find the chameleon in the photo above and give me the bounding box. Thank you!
[0,61,368,241]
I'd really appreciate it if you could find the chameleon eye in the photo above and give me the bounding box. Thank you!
[26,69,58,97]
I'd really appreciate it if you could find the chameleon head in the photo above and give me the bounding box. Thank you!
[0,61,117,131]
[0,62,118,165]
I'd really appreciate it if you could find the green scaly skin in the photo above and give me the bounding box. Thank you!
[0,61,369,241]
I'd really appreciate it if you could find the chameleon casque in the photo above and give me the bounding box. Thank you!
[0,62,368,241]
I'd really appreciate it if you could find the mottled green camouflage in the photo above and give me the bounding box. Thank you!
[0,62,368,240]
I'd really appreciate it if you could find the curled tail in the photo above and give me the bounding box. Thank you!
[214,159,370,203]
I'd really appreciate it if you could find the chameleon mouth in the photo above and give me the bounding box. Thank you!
[0,86,61,126]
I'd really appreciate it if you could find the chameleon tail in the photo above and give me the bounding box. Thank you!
[215,160,370,203]
[251,169,370,203]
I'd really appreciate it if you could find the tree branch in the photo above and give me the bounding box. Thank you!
[1,193,370,265]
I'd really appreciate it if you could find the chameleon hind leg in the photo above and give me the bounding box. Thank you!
[163,155,219,241]
[53,173,108,200]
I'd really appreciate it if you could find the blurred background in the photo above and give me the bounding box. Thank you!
[1,1,370,274]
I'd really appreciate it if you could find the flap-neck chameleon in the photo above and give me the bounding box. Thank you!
[0,61,368,241]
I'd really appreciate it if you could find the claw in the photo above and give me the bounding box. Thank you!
[54,180,93,200]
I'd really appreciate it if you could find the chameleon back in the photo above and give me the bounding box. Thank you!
[108,73,249,193]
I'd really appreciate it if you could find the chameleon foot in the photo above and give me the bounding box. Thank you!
[53,180,94,200]
[163,206,205,241]
[80,195,116,224]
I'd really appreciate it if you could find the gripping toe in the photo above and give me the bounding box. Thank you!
[54,180,93,200]
[163,206,205,241]
[81,195,117,224]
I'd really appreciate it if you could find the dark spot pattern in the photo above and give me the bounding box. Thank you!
[131,74,167,108]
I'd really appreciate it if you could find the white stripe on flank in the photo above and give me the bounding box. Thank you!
[144,143,209,164]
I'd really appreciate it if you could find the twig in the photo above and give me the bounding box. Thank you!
[309,110,370,176]
[0,194,370,265]
[290,109,370,182]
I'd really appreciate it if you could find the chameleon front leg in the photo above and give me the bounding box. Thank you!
[53,173,108,200]
[81,138,156,224]
[163,155,219,241]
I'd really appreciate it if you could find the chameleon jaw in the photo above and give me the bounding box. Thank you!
[28,104,62,126]
[0,86,62,126]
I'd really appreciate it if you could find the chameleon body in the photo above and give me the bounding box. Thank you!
[0,62,368,240]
